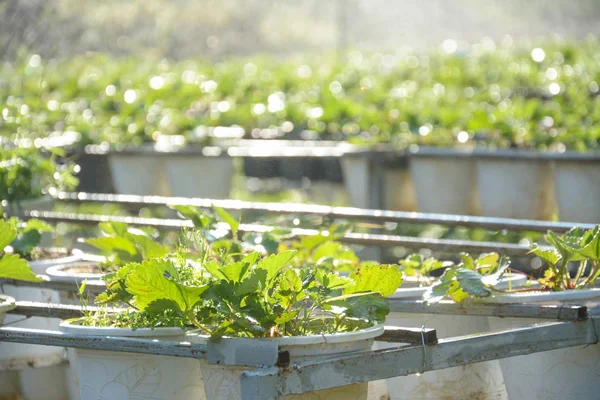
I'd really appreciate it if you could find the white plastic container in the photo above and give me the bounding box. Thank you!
[483,289,600,400]
[164,155,234,199]
[108,153,171,196]
[0,295,19,399]
[410,156,477,215]
[188,324,384,400]
[553,161,600,223]
[0,255,79,400]
[60,322,207,400]
[476,157,555,220]
[46,260,105,400]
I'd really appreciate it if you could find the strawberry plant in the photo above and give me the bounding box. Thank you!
[0,219,43,282]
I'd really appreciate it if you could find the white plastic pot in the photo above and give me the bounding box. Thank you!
[380,274,528,399]
[188,324,384,400]
[60,322,207,400]
[0,295,19,399]
[410,156,477,215]
[46,260,105,400]
[341,156,374,209]
[164,155,234,199]
[476,158,555,220]
[483,289,600,400]
[0,255,80,400]
[553,161,600,223]
[108,153,171,196]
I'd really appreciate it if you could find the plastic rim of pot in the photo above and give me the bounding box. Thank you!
[381,274,529,400]
[410,156,477,215]
[481,289,600,400]
[107,152,170,196]
[475,158,555,220]
[59,321,207,400]
[187,324,384,400]
[163,155,234,199]
[0,253,83,369]
[553,160,600,223]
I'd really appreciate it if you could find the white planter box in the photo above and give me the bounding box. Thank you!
[553,160,600,223]
[60,322,207,400]
[164,155,234,199]
[483,289,600,399]
[381,288,508,399]
[0,256,79,400]
[108,153,170,196]
[476,157,555,219]
[410,156,477,215]
[188,324,384,400]
[341,154,416,211]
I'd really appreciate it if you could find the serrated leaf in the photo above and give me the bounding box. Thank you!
[11,229,41,255]
[131,234,170,259]
[315,270,352,290]
[0,253,42,282]
[345,264,403,297]
[125,259,185,312]
[573,227,600,261]
[460,253,475,270]
[530,245,560,266]
[275,310,299,325]
[340,294,390,322]
[256,250,296,283]
[455,268,491,298]
[0,220,17,249]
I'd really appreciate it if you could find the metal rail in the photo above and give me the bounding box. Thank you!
[10,210,545,256]
[0,318,597,400]
[54,191,594,233]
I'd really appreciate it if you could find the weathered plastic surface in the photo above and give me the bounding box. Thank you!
[553,161,600,223]
[341,157,373,209]
[411,157,478,215]
[476,159,555,220]
[60,323,207,400]
[164,156,234,199]
[192,325,384,400]
[486,290,600,400]
[380,312,508,400]
[108,154,171,196]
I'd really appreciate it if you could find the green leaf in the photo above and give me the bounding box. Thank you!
[23,219,53,233]
[315,270,352,290]
[337,294,390,322]
[85,236,137,256]
[425,268,458,303]
[530,245,560,266]
[0,253,42,282]
[130,234,170,259]
[169,205,215,229]
[455,268,491,298]
[256,250,296,283]
[312,241,357,266]
[11,229,41,255]
[125,259,185,312]
[213,206,239,237]
[460,253,475,270]
[275,310,300,325]
[574,227,600,261]
[345,264,403,297]
[0,220,17,249]
[98,221,130,237]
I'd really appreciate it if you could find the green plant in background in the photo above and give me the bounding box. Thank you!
[84,221,170,271]
[399,253,454,285]
[425,252,511,303]
[531,226,600,290]
[0,146,78,207]
[0,219,43,282]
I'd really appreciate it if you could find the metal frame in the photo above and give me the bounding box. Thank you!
[1,302,598,400]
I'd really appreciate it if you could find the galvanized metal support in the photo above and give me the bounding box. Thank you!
[9,210,544,256]
[53,191,592,233]
[238,317,600,399]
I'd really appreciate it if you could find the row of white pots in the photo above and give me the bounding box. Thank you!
[7,256,600,400]
[0,254,83,400]
[342,148,600,222]
[108,151,235,198]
